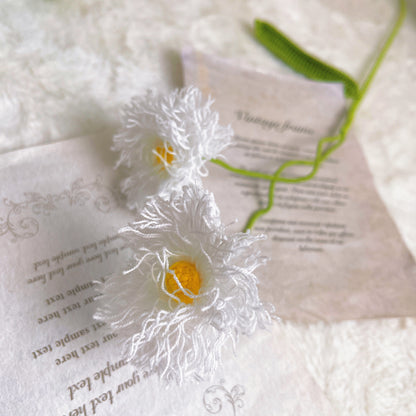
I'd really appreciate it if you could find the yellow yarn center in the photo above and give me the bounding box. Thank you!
[165,261,201,304]
[154,144,174,169]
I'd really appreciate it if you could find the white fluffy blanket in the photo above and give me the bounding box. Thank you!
[1,0,415,414]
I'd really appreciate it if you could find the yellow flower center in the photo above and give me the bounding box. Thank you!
[165,260,201,304]
[154,144,174,170]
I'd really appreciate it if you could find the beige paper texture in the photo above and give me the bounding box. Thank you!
[0,133,333,415]
[183,49,416,322]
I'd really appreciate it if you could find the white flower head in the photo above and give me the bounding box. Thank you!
[113,87,233,211]
[95,185,274,384]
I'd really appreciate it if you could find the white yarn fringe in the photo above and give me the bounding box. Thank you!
[95,185,275,384]
[113,87,233,212]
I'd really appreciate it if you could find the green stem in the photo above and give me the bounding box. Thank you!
[210,158,274,181]
[357,0,406,102]
[244,178,278,230]
[211,0,406,232]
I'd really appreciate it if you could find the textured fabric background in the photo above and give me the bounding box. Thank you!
[1,0,415,414]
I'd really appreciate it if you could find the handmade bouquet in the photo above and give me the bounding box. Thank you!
[95,87,275,384]
[95,0,406,385]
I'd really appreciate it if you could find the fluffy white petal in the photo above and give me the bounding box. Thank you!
[113,87,233,211]
[95,185,275,384]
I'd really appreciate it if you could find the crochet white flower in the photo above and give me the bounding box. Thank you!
[113,87,233,211]
[94,185,274,384]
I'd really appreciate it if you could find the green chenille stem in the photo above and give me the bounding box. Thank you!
[210,0,406,232]
[210,158,274,181]
[253,20,359,99]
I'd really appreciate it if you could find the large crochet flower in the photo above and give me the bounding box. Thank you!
[94,185,274,384]
[113,87,233,211]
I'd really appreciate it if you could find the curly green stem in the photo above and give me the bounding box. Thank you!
[210,0,406,232]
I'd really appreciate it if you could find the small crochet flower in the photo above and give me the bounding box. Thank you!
[94,185,274,384]
[113,87,233,211]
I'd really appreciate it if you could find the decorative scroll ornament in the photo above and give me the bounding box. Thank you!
[0,176,119,242]
[203,384,245,415]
